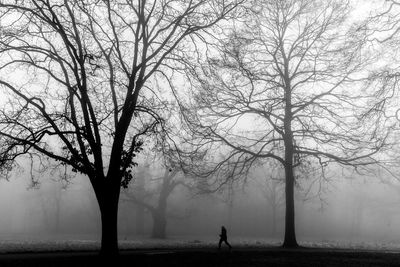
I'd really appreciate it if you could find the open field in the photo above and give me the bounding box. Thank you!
[0,236,399,253]
[0,238,399,266]
[0,248,400,266]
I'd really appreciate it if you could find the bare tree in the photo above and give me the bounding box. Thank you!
[178,0,386,247]
[36,181,65,234]
[133,165,147,236]
[122,160,190,239]
[257,164,285,237]
[0,0,241,255]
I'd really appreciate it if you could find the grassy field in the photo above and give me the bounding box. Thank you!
[0,237,399,266]
[0,248,399,266]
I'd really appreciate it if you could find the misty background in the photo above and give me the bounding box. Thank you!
[0,162,397,246]
[2,0,400,256]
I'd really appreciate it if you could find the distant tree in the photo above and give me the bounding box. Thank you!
[258,165,285,237]
[122,160,190,239]
[0,0,241,255]
[179,0,386,247]
[40,181,64,233]
[133,166,147,236]
[225,180,234,230]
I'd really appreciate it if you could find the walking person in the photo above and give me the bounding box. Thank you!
[218,226,232,250]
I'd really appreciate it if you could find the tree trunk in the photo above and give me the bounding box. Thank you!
[54,194,61,234]
[282,75,299,248]
[271,203,276,237]
[283,163,298,248]
[99,198,119,256]
[135,205,146,235]
[95,181,120,257]
[151,211,167,239]
[227,182,234,230]
[150,170,174,239]
[135,173,146,235]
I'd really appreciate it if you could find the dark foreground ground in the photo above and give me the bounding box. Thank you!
[1,247,400,266]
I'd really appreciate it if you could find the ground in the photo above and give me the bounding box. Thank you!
[0,238,399,266]
[0,248,400,266]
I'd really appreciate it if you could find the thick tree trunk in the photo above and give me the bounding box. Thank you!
[95,181,120,257]
[100,203,118,256]
[99,198,119,256]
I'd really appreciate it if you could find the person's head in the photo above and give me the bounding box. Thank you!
[221,226,226,230]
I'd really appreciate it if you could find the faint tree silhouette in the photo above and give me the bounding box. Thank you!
[121,155,192,239]
[0,0,242,256]
[258,164,285,237]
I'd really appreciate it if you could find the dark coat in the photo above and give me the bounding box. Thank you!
[220,227,227,239]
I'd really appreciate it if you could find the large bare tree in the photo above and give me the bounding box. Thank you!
[0,0,241,255]
[178,0,387,247]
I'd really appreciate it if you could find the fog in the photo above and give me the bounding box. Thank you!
[0,164,398,247]
[1,1,400,258]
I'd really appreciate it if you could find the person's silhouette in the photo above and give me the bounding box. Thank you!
[218,226,232,250]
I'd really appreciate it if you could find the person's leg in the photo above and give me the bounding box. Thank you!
[218,238,223,249]
[225,240,232,249]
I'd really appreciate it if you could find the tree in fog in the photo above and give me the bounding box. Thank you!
[38,182,65,233]
[180,0,386,247]
[132,165,147,235]
[258,164,284,237]
[122,159,190,239]
[0,0,241,255]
